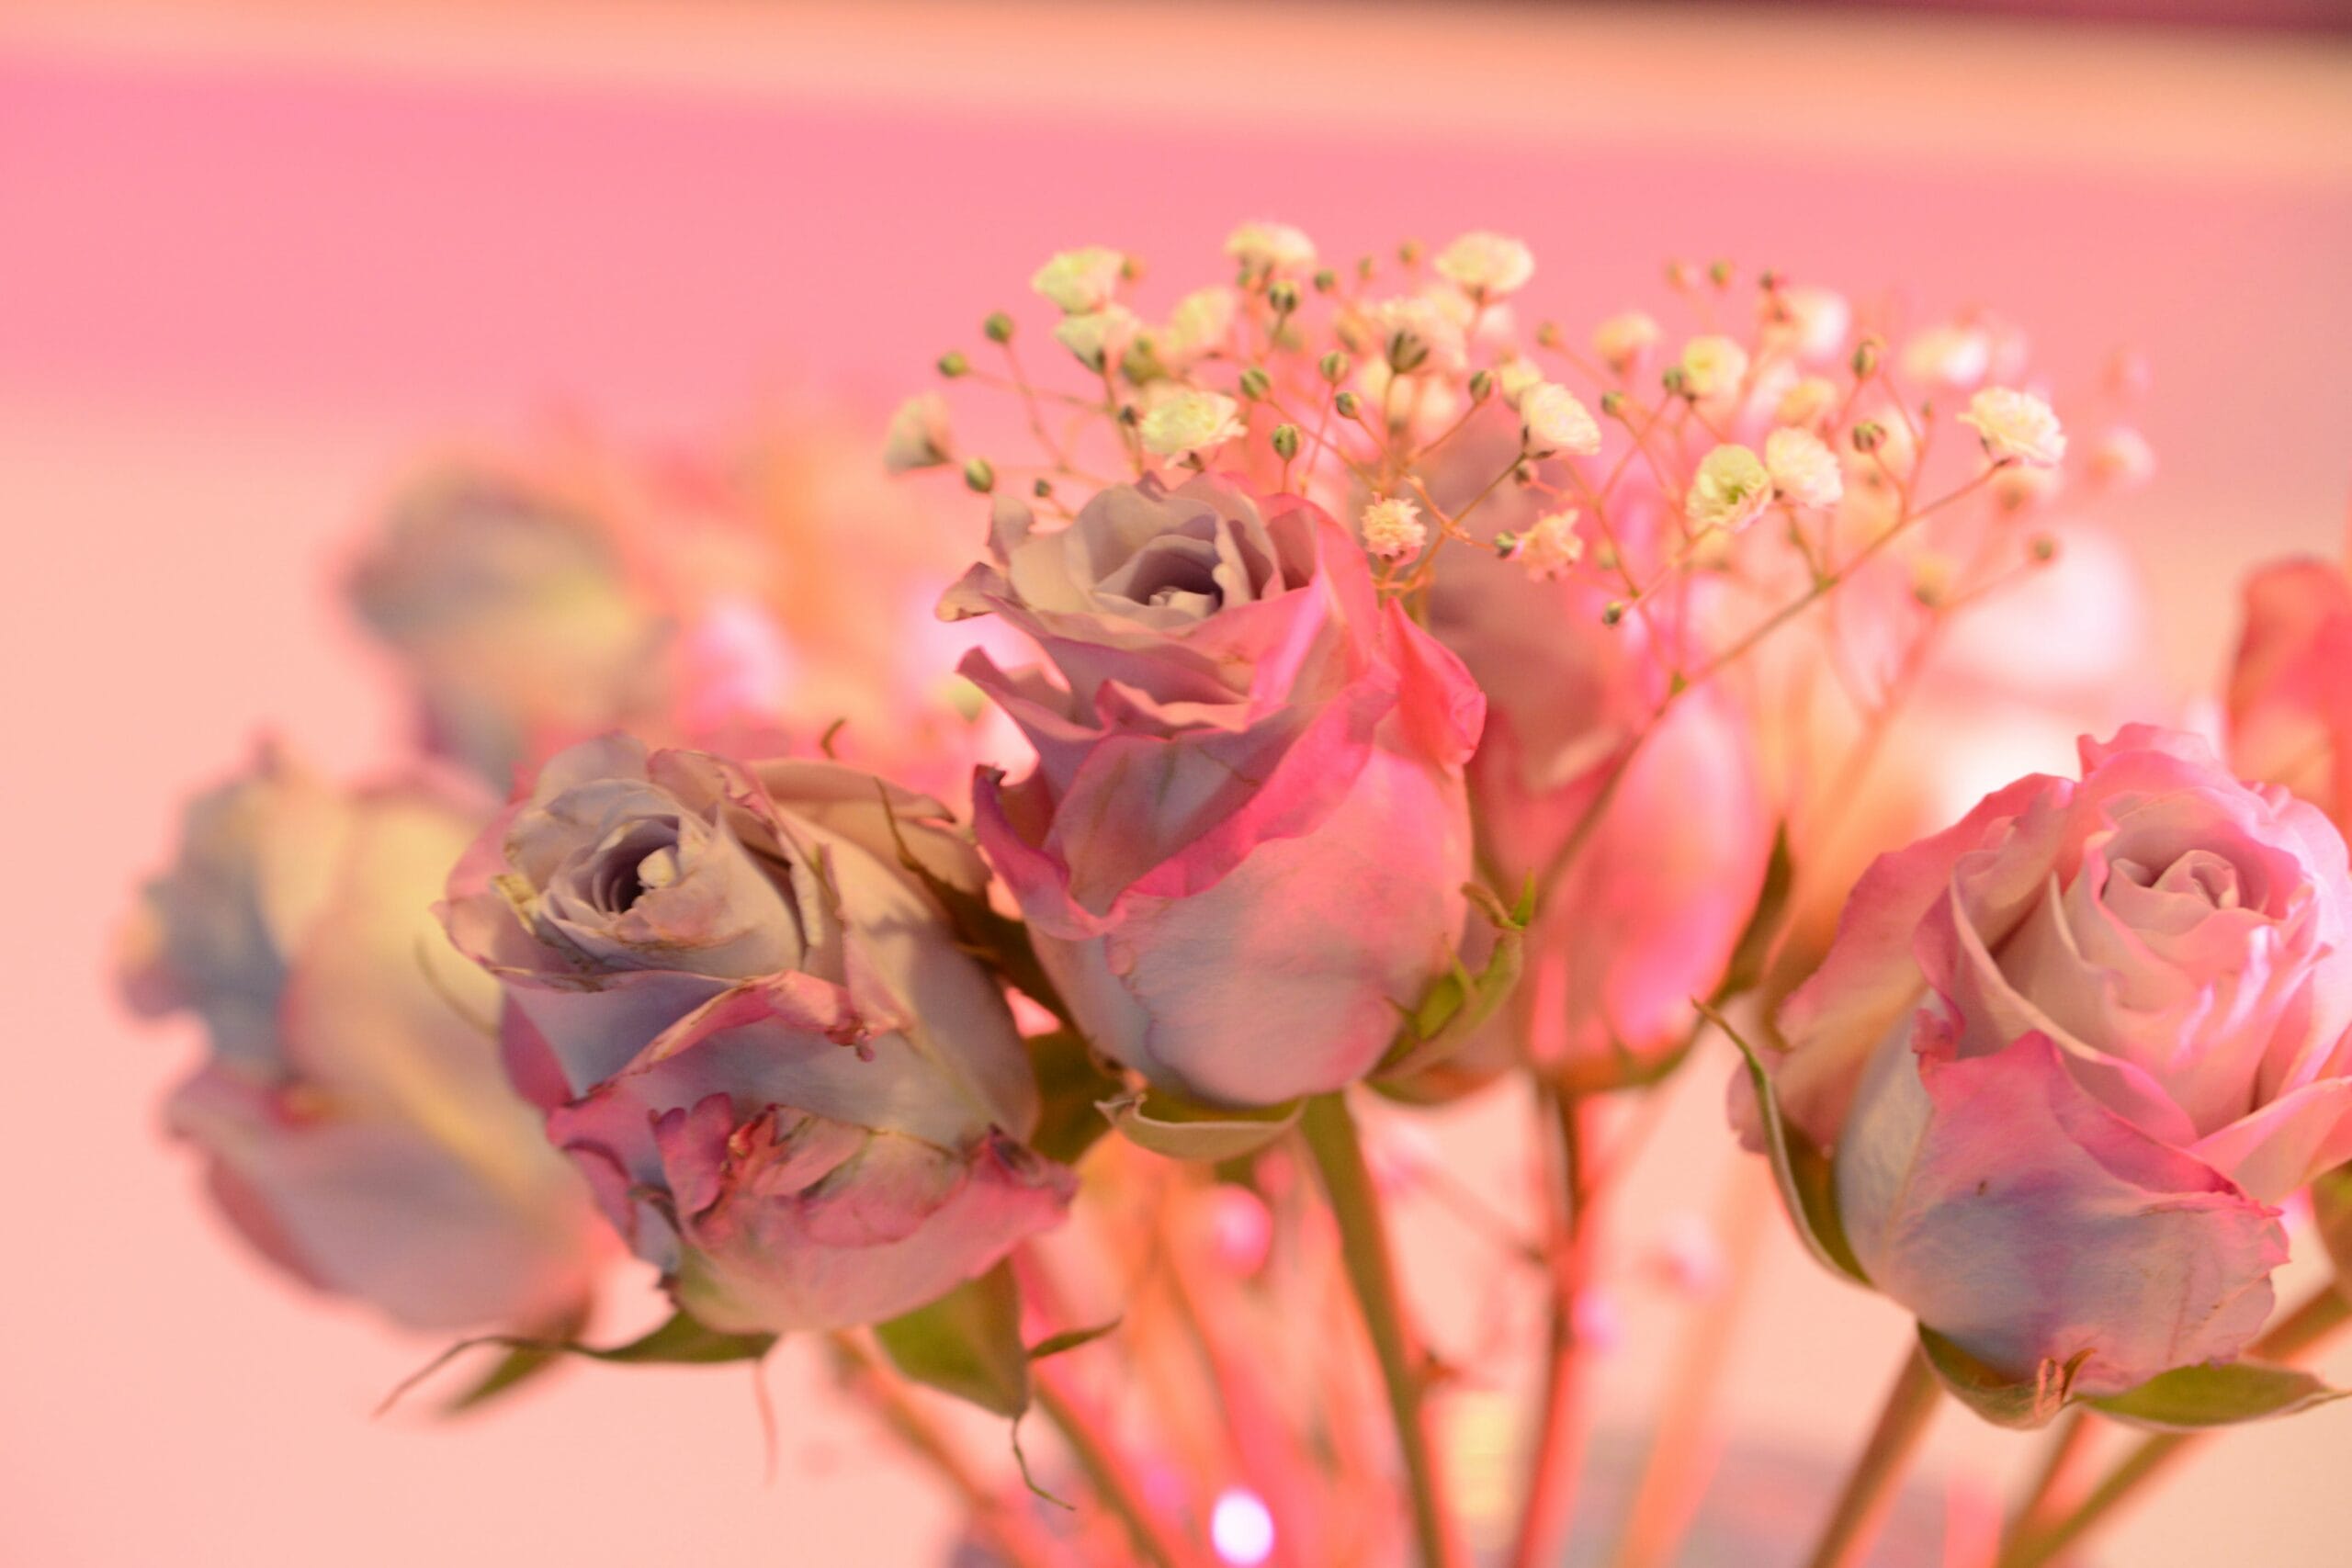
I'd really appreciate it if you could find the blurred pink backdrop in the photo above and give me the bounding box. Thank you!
[5,4,2348,1564]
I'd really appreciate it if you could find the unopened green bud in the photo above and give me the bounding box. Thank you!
[1271,423,1301,460]
[1239,366,1272,400]
[1268,280,1301,316]
[962,457,995,492]
[982,312,1014,344]
[1851,421,1887,454]
[1468,369,1494,401]
[1313,268,1339,294]
[1334,390,1361,419]
[936,351,970,378]
[1319,351,1350,384]
[1852,337,1882,378]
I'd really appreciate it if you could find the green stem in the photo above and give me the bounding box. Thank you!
[1301,1091,1463,1568]
[2003,1411,2096,1544]
[1033,1378,1194,1568]
[1508,1084,1596,1568]
[1997,1285,2351,1568]
[1803,1344,1943,1568]
[830,1333,1062,1568]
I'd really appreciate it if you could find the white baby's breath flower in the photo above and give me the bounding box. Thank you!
[1433,231,1535,300]
[1054,305,1140,371]
[1358,361,1463,442]
[1520,382,1601,457]
[1774,374,1841,431]
[1158,287,1239,367]
[1686,444,1773,534]
[1594,310,1660,373]
[1225,220,1317,277]
[1493,355,1545,407]
[1768,286,1851,364]
[1360,496,1427,560]
[1901,322,1992,389]
[1031,246,1126,314]
[1509,511,1586,580]
[882,392,954,474]
[1959,387,2066,466]
[1764,426,1843,508]
[1365,296,1467,376]
[1138,389,1246,458]
[1679,335,1750,400]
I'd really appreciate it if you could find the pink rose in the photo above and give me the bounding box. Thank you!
[1429,502,1771,1083]
[442,735,1072,1333]
[1759,726,2352,1394]
[2228,552,2352,834]
[939,475,1483,1107]
[120,750,606,1332]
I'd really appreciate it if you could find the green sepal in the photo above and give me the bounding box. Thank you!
[1101,1087,1305,1162]
[583,1309,779,1365]
[439,1296,594,1415]
[1028,1317,1122,1363]
[377,1307,775,1417]
[2311,1161,2352,1284]
[1711,1001,1868,1285]
[2087,1359,2347,1431]
[1711,823,1793,1005]
[1027,1028,1125,1167]
[1374,881,1530,1084]
[873,1261,1032,1419]
[1917,1324,2083,1430]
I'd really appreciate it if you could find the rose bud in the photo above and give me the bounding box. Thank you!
[348,465,670,784]
[939,475,1484,1107]
[1428,496,1772,1088]
[1748,727,2352,1399]
[442,735,1073,1333]
[2227,551,2352,834]
[119,749,606,1331]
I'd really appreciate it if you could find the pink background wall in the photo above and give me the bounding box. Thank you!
[5,5,2348,1564]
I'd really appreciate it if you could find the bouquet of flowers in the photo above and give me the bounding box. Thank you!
[120,222,2352,1568]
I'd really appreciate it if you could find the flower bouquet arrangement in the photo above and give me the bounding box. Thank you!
[121,222,2352,1568]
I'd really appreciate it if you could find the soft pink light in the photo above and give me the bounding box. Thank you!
[1210,1487,1276,1566]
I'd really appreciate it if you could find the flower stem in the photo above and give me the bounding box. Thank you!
[1033,1376,1196,1568]
[1508,1083,1597,1568]
[829,1332,1064,1568]
[1996,1284,2351,1568]
[1802,1343,1943,1568]
[1301,1091,1464,1568]
[1604,1159,1773,1568]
